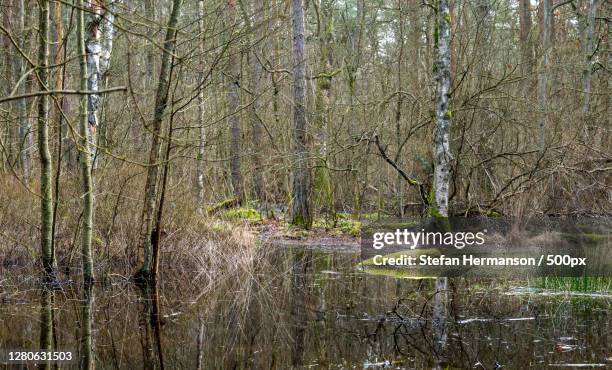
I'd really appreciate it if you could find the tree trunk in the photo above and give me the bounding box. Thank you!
[139,0,183,277]
[78,0,95,286]
[249,0,265,203]
[97,0,117,152]
[15,0,31,180]
[38,0,55,279]
[538,0,552,150]
[290,0,311,227]
[582,0,596,114]
[85,0,116,166]
[519,0,533,82]
[144,0,155,84]
[432,0,452,218]
[396,0,404,217]
[313,0,334,218]
[196,0,206,209]
[227,0,244,205]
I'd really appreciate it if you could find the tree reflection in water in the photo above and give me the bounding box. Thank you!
[0,248,609,368]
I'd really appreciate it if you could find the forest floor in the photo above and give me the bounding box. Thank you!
[213,205,362,250]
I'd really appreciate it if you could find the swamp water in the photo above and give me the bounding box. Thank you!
[0,246,610,369]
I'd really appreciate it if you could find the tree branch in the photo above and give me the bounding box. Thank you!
[0,86,127,104]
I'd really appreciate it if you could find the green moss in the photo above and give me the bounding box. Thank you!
[206,198,238,215]
[338,219,361,237]
[222,207,261,221]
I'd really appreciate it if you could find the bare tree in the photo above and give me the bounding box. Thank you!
[249,0,266,203]
[519,0,533,83]
[139,0,184,278]
[582,0,596,115]
[432,0,452,218]
[78,0,95,286]
[290,0,311,227]
[196,0,206,209]
[38,0,55,278]
[227,0,244,205]
[13,0,32,180]
[538,0,552,150]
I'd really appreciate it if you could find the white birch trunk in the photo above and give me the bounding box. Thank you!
[85,0,117,165]
[433,0,452,218]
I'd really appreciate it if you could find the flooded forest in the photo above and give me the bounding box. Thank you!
[0,0,611,368]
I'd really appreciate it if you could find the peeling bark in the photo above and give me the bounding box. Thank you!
[432,0,452,218]
[85,0,117,163]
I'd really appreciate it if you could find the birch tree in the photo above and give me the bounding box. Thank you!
[38,0,55,278]
[432,3,452,365]
[78,0,95,286]
[139,0,184,278]
[432,0,452,218]
[290,0,311,227]
[85,0,117,163]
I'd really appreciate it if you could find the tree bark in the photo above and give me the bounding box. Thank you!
[538,0,552,150]
[290,0,311,227]
[432,0,452,218]
[249,0,265,203]
[196,0,206,209]
[38,0,55,278]
[77,0,95,286]
[85,0,116,165]
[582,0,596,114]
[313,0,334,218]
[139,0,183,277]
[227,0,244,205]
[519,0,533,81]
[15,0,31,180]
[396,0,404,217]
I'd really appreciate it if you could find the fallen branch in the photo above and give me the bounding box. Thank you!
[373,135,429,206]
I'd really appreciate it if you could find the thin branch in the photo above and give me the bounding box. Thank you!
[0,87,127,104]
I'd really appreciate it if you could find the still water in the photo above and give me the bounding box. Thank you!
[0,246,610,369]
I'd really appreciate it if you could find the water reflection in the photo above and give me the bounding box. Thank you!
[79,286,94,369]
[39,289,55,370]
[138,281,164,369]
[0,247,609,368]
